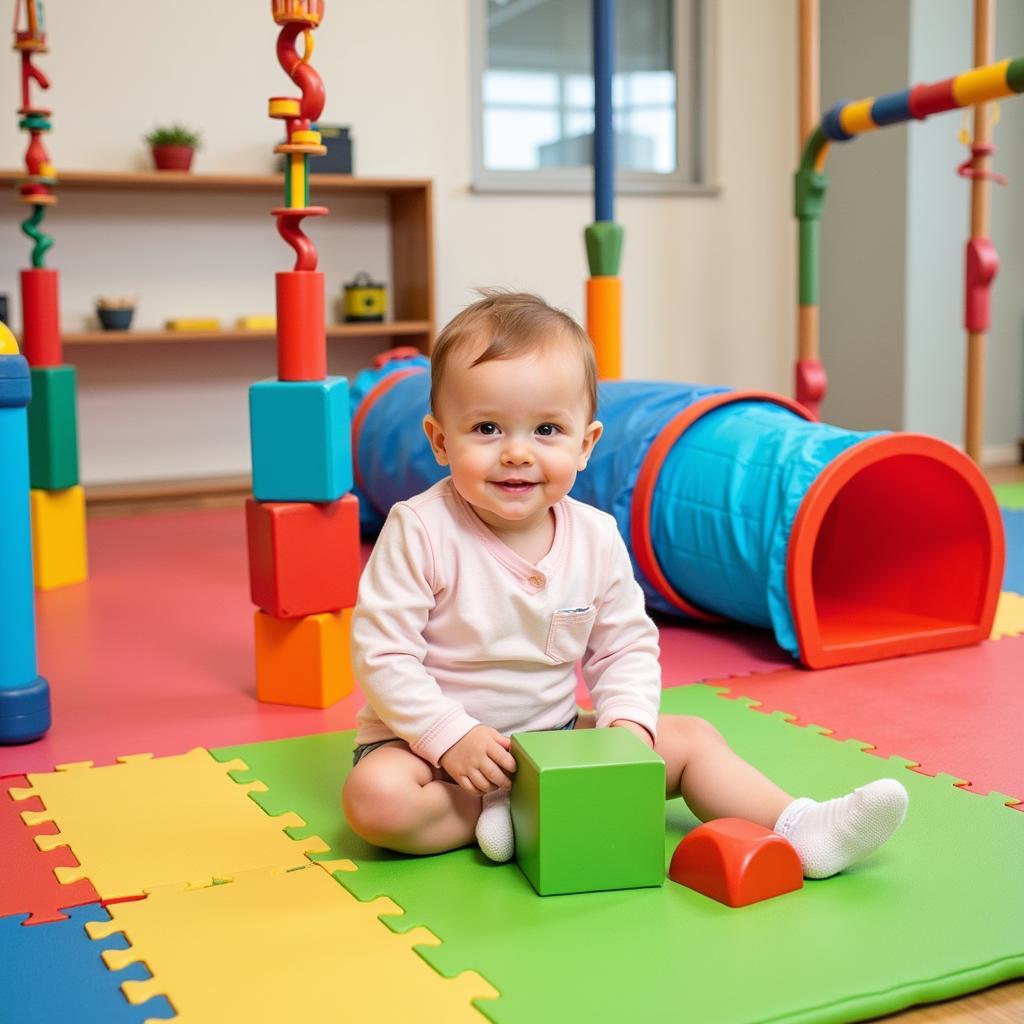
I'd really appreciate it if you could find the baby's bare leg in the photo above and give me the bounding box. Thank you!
[342,743,480,855]
[655,714,793,828]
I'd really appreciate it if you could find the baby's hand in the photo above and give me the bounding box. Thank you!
[611,719,655,748]
[440,725,517,795]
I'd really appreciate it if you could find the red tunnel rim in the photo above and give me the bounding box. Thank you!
[786,432,1006,668]
[630,390,813,622]
[351,366,428,494]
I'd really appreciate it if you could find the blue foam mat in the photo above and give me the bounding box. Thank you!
[0,903,175,1023]
[1003,509,1024,594]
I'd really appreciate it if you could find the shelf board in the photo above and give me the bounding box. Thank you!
[62,321,431,346]
[0,169,430,196]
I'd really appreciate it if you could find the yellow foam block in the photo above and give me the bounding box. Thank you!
[838,98,877,136]
[10,748,328,899]
[255,608,354,709]
[991,591,1024,640]
[30,485,88,590]
[85,863,498,1021]
[235,314,276,331]
[164,318,221,331]
[952,59,1013,106]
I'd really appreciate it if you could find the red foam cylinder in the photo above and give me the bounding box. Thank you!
[20,268,62,367]
[276,271,326,381]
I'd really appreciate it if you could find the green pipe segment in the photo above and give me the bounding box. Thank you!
[585,221,624,276]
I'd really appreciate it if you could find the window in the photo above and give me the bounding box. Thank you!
[472,0,711,194]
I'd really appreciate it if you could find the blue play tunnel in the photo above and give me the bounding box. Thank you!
[351,354,1004,669]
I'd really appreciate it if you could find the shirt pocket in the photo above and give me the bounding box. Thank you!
[544,605,598,664]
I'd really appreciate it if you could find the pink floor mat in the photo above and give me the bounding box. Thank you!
[2,507,793,776]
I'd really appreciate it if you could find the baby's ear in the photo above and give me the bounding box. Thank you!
[578,419,604,470]
[422,414,449,466]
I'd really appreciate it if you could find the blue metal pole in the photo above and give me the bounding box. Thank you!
[593,0,615,222]
[0,347,51,744]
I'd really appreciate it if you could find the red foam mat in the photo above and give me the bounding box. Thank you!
[712,637,1024,805]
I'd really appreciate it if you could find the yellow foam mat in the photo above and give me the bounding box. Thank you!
[11,749,327,899]
[86,862,497,1022]
[991,591,1024,640]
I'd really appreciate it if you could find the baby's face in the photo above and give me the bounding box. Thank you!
[423,336,602,535]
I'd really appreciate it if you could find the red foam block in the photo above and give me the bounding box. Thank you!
[668,818,803,908]
[247,495,360,618]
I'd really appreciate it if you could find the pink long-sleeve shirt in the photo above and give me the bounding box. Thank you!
[352,477,662,766]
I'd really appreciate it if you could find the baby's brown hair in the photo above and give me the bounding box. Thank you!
[429,290,598,422]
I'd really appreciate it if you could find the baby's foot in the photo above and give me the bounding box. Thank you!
[773,778,908,879]
[476,789,515,862]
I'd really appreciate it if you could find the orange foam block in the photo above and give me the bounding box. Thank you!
[254,608,354,709]
[668,818,803,908]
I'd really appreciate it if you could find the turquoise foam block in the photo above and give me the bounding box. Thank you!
[0,903,175,1023]
[214,684,1024,1024]
[1002,509,1024,593]
[249,376,352,502]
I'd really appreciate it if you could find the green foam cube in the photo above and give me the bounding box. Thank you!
[510,727,666,896]
[27,365,79,489]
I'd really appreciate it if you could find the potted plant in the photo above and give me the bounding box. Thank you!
[145,124,201,172]
[95,296,136,331]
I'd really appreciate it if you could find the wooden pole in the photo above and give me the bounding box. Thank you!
[965,0,995,463]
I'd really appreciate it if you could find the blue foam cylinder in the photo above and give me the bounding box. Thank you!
[0,353,51,743]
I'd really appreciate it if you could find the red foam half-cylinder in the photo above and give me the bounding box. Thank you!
[276,270,326,381]
[20,268,62,367]
[787,434,1004,669]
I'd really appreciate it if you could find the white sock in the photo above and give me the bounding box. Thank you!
[774,778,909,879]
[475,790,515,863]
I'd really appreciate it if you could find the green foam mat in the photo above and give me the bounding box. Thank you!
[994,481,1024,510]
[214,684,1024,1024]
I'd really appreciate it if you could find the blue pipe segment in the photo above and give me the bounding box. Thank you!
[592,0,615,223]
[0,353,51,744]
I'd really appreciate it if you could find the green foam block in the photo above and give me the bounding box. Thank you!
[511,727,664,895]
[214,684,1024,1024]
[27,365,79,489]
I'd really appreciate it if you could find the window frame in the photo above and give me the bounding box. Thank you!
[470,0,717,197]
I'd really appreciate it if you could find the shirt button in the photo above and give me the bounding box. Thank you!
[528,574,545,587]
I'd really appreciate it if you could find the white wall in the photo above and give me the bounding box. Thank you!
[0,0,796,485]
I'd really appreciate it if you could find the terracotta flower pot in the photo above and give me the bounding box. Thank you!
[151,145,195,172]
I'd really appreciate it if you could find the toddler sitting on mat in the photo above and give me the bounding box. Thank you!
[343,290,907,876]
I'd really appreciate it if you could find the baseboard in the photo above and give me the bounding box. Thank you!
[983,442,1023,468]
[85,474,251,517]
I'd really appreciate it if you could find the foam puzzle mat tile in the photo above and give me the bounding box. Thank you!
[215,684,1024,1024]
[991,590,1024,639]
[86,863,496,1022]
[9,748,328,899]
[994,481,1024,510]
[1003,509,1024,593]
[710,638,1024,805]
[1,775,100,925]
[0,903,174,1023]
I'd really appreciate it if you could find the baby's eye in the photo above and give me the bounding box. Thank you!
[536,423,561,436]
[474,422,500,436]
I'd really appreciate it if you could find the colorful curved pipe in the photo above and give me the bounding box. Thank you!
[351,354,1003,670]
[794,56,1024,415]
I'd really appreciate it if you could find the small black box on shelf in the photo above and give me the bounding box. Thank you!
[313,124,353,174]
